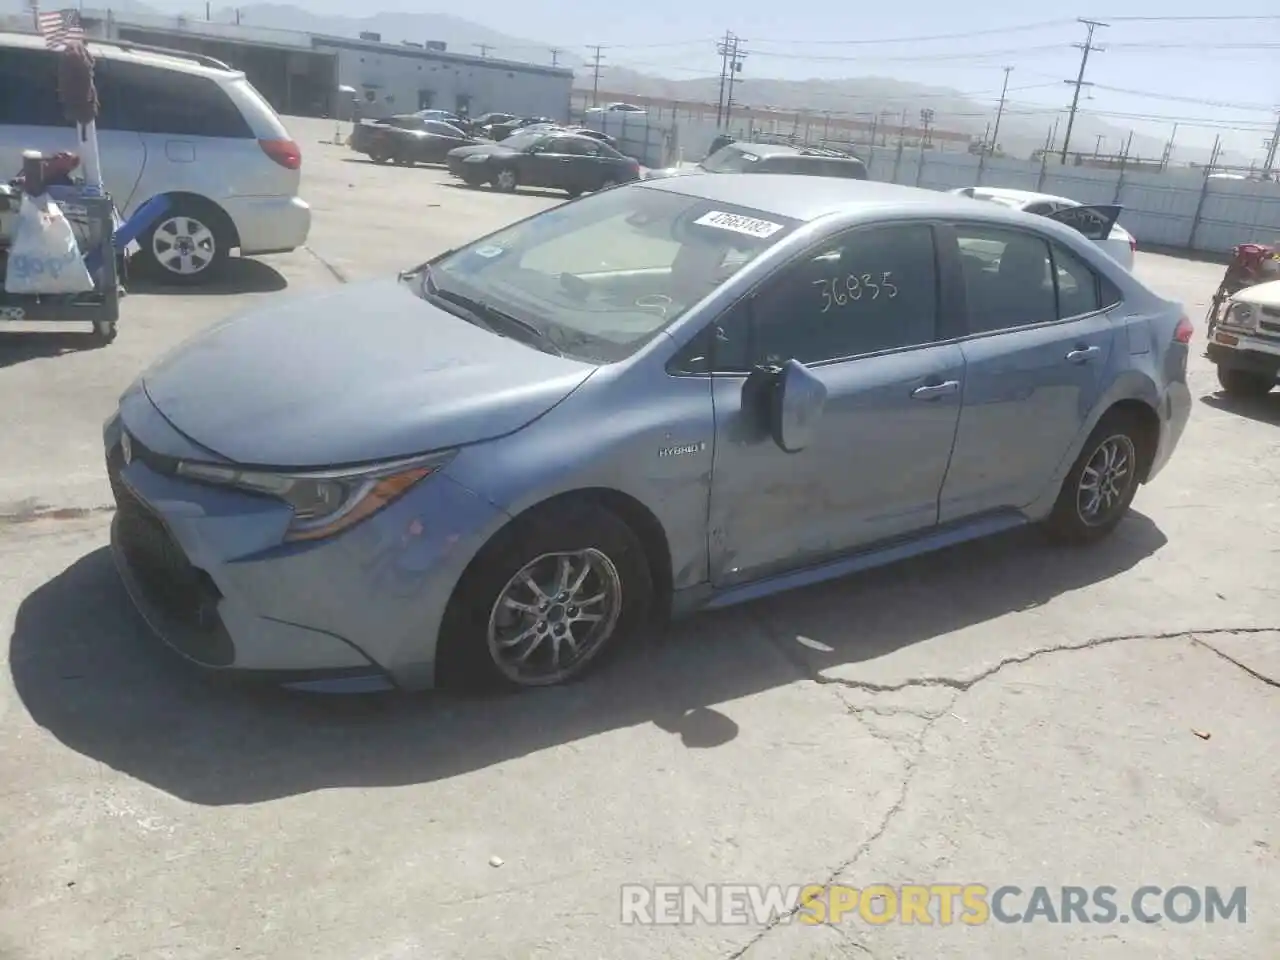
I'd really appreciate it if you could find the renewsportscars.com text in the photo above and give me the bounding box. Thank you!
[620,884,1247,926]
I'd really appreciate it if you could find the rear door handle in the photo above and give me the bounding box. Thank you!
[1066,345,1101,363]
[911,380,960,400]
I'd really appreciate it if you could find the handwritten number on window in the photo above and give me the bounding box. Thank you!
[814,272,899,313]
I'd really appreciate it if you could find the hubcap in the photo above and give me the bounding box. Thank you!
[497,170,516,189]
[487,549,622,686]
[1076,434,1135,526]
[152,216,215,276]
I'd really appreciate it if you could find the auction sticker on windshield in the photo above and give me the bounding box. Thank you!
[693,210,784,239]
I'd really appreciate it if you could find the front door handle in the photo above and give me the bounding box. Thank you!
[1066,345,1102,363]
[911,380,960,400]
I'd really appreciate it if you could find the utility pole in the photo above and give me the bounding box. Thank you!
[715,32,731,127]
[587,45,605,108]
[724,35,746,126]
[1160,123,1178,170]
[549,48,560,67]
[1060,18,1107,164]
[473,44,492,57]
[919,108,934,148]
[990,66,1012,156]
[1263,111,1280,175]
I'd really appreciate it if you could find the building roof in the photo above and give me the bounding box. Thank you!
[310,34,573,79]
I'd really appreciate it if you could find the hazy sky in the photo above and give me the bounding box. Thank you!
[115,1,1280,158]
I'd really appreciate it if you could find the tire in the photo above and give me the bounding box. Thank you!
[370,153,388,164]
[436,500,653,693]
[492,167,518,193]
[136,201,232,286]
[461,172,485,187]
[598,177,619,192]
[1043,410,1145,546]
[566,187,583,198]
[1216,366,1274,398]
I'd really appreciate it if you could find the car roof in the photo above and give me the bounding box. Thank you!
[0,30,243,81]
[723,142,863,162]
[641,173,1016,224]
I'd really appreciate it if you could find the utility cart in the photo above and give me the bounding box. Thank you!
[0,178,121,345]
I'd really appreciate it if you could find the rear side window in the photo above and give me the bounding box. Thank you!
[97,61,253,138]
[1049,242,1104,317]
[954,225,1057,333]
[0,46,63,126]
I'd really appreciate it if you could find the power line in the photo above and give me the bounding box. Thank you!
[587,45,605,107]
[1085,84,1277,112]
[1060,18,1107,163]
[1092,13,1280,21]
[745,19,1076,46]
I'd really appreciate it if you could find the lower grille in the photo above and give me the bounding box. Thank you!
[108,446,234,666]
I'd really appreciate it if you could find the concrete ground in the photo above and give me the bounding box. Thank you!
[1,117,1276,960]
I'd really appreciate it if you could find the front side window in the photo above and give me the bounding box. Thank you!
[954,225,1056,333]
[719,223,940,369]
[426,186,799,362]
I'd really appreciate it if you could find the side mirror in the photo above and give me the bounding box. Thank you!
[745,360,827,453]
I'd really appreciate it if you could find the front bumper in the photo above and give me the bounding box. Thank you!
[1206,329,1280,376]
[103,396,506,692]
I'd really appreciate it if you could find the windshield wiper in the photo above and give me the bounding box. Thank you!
[429,288,563,356]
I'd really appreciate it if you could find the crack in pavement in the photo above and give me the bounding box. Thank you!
[303,244,349,284]
[0,503,115,526]
[1191,635,1280,690]
[729,623,1280,958]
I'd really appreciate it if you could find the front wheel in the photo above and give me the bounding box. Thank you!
[436,501,653,692]
[1043,412,1145,545]
[1216,366,1274,398]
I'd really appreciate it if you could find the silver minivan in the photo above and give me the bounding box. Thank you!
[0,31,311,284]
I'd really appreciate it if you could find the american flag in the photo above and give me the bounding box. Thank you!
[33,5,85,50]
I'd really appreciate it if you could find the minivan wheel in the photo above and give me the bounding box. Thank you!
[138,203,230,285]
[436,501,653,692]
[1216,366,1274,398]
[1044,412,1144,545]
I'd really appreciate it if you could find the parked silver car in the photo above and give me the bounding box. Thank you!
[103,175,1192,694]
[0,32,310,284]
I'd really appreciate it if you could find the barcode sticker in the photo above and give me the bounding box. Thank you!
[692,210,784,239]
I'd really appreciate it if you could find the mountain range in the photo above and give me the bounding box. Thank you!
[0,1,1234,164]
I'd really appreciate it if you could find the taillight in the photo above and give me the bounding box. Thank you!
[259,138,301,170]
[1174,315,1194,344]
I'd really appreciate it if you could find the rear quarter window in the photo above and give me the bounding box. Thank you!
[97,60,253,138]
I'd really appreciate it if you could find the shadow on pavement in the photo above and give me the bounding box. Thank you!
[0,330,108,367]
[128,257,287,297]
[443,182,569,201]
[9,512,1166,806]
[1199,390,1280,426]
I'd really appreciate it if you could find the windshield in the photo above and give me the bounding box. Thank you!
[701,146,763,174]
[426,185,799,362]
[499,130,544,150]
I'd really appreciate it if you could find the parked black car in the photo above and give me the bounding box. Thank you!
[351,115,479,165]
[446,132,641,196]
[470,111,516,136]
[484,116,557,142]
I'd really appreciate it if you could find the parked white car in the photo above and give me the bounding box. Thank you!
[950,186,1136,271]
[0,31,310,285]
[1206,277,1280,397]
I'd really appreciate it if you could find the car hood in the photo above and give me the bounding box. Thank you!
[643,165,702,180]
[140,280,595,468]
[1234,278,1280,309]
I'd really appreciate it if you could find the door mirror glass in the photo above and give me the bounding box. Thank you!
[750,359,828,453]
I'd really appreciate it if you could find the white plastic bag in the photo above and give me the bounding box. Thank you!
[3,193,95,295]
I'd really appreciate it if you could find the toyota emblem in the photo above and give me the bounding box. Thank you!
[121,432,133,465]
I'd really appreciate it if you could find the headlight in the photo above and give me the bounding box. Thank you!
[1226,302,1256,330]
[176,450,455,542]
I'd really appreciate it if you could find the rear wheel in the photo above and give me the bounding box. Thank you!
[1044,411,1145,545]
[598,177,619,191]
[1216,366,1274,398]
[436,501,653,692]
[136,201,231,286]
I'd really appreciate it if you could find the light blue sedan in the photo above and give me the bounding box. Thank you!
[103,175,1193,693]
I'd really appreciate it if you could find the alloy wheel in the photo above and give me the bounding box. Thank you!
[496,169,517,191]
[1075,434,1136,526]
[486,549,623,686]
[151,215,216,277]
